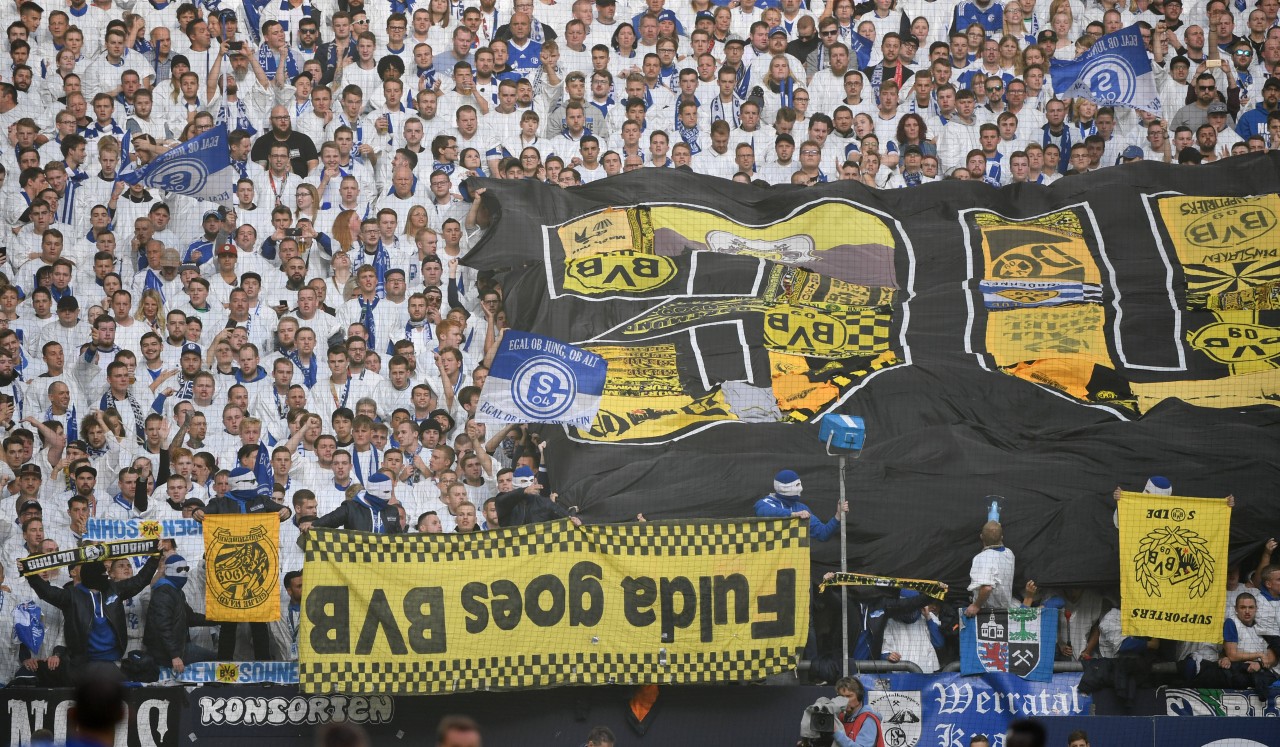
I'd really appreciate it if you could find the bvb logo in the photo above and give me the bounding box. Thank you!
[1133,526,1215,599]
[216,663,240,683]
[139,520,161,539]
[210,526,275,611]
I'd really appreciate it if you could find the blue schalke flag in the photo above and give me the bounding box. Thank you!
[477,332,608,429]
[1051,25,1161,113]
[119,123,236,202]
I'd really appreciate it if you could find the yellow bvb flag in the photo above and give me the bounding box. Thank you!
[204,513,280,623]
[1118,491,1230,642]
[299,519,810,695]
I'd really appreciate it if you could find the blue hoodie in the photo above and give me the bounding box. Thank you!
[1236,100,1276,139]
[754,493,840,541]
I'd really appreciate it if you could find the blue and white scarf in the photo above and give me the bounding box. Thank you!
[674,120,704,154]
[710,95,741,128]
[48,403,78,441]
[351,445,380,484]
[287,349,318,387]
[358,295,380,351]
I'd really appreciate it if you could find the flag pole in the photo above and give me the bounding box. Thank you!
[839,451,848,677]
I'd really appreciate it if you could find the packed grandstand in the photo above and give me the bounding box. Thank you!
[0,1,1277,738]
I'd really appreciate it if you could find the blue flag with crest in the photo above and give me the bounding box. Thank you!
[1051,25,1161,113]
[476,332,608,429]
[119,123,236,202]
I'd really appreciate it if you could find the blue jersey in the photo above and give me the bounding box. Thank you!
[754,493,839,541]
[506,38,543,79]
[952,1,1003,36]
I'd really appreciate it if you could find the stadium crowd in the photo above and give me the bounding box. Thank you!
[0,0,1273,688]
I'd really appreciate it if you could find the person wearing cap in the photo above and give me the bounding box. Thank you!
[1,494,42,547]
[1207,99,1245,151]
[10,461,44,510]
[183,209,224,269]
[750,26,807,84]
[1116,144,1145,164]
[36,298,86,370]
[586,0,622,47]
[899,143,935,186]
[493,464,581,527]
[759,132,801,184]
[754,469,847,541]
[151,248,185,306]
[143,553,214,675]
[1157,0,1184,34]
[1235,76,1280,139]
[2,508,45,569]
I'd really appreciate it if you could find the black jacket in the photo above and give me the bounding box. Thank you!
[203,493,291,518]
[494,488,573,527]
[143,581,207,661]
[29,556,160,665]
[312,497,404,534]
[836,587,934,660]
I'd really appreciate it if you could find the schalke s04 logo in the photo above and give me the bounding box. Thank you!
[512,355,578,419]
[1077,55,1137,104]
[149,152,210,193]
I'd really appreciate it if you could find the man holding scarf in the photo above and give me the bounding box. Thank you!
[28,546,161,679]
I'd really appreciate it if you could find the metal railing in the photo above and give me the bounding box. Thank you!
[941,660,1180,674]
[798,660,924,674]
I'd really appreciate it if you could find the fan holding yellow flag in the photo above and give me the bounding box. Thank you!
[1118,488,1231,642]
[203,512,281,623]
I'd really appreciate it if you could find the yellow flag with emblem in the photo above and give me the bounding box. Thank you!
[1118,491,1230,642]
[204,513,280,623]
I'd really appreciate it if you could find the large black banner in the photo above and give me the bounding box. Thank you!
[4,687,182,747]
[465,157,1280,588]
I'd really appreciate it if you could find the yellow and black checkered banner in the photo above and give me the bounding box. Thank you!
[205,513,281,623]
[299,519,810,695]
[1118,491,1231,642]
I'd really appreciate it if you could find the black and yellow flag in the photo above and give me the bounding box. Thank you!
[204,514,280,623]
[1118,491,1230,642]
